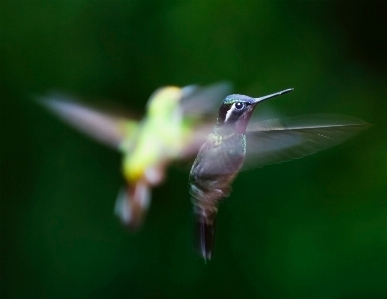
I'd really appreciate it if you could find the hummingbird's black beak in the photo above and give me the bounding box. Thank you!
[253,88,294,105]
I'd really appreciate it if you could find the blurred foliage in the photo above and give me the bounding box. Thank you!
[1,1,387,298]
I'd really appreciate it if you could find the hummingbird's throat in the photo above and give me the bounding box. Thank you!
[218,105,255,134]
[235,111,254,134]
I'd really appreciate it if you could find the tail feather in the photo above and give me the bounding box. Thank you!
[194,204,218,261]
[114,179,151,230]
[196,214,217,261]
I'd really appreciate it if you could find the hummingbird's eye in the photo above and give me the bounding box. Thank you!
[234,102,244,110]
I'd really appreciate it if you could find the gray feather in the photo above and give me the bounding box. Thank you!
[38,93,131,149]
[244,114,371,168]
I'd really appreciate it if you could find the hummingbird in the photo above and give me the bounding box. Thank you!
[189,88,370,261]
[39,82,231,230]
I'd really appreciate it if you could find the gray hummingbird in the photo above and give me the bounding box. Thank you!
[189,88,370,261]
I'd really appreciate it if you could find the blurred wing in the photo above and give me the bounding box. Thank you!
[180,81,232,117]
[244,114,371,169]
[178,122,215,160]
[176,82,232,160]
[38,92,139,150]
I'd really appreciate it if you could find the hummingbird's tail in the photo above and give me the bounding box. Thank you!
[114,179,151,230]
[194,205,218,261]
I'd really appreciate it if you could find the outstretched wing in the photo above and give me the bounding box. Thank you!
[180,81,232,117]
[244,114,371,169]
[38,92,139,150]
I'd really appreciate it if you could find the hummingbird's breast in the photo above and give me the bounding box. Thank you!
[123,110,184,184]
[189,133,246,204]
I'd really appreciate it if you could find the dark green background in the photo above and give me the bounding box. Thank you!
[1,1,386,298]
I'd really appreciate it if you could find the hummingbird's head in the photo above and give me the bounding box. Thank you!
[218,95,258,133]
[218,88,294,134]
[147,86,182,117]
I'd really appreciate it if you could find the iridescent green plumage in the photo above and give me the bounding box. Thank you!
[39,82,231,229]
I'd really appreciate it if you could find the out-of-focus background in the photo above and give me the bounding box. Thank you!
[1,1,386,298]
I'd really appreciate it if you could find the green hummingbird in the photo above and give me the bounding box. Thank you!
[39,82,231,230]
[189,88,370,261]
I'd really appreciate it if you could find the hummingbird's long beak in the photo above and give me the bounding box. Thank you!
[253,88,294,104]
